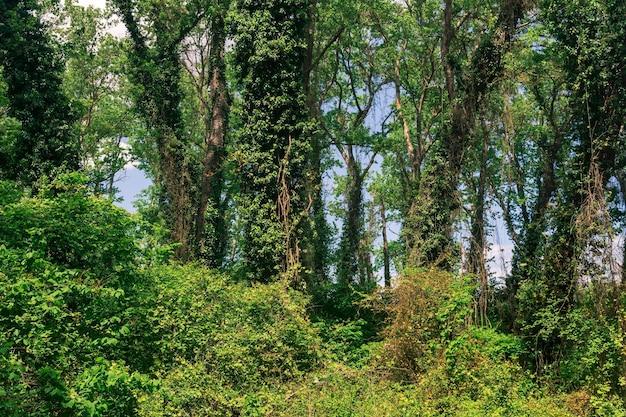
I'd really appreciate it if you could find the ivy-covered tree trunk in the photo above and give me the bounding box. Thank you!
[404,0,528,268]
[465,124,490,324]
[517,0,626,366]
[337,155,365,286]
[0,0,78,183]
[112,0,206,260]
[234,0,312,281]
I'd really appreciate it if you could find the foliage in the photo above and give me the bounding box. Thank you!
[61,1,136,197]
[552,285,626,396]
[0,245,150,415]
[0,177,325,416]
[381,269,475,379]
[311,281,384,366]
[2,0,626,415]
[0,0,78,183]
[0,176,155,415]
[130,263,323,416]
[237,362,578,417]
[137,264,321,380]
[0,174,142,283]
[232,0,312,280]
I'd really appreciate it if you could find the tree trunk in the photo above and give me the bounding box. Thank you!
[302,0,331,286]
[194,10,229,266]
[338,147,364,286]
[381,194,391,287]
[467,126,489,325]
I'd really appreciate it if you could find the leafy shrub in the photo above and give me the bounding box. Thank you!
[245,362,577,417]
[63,359,154,417]
[557,286,626,396]
[381,269,475,379]
[0,174,142,284]
[0,176,161,415]
[314,319,383,366]
[134,263,322,415]
[0,247,147,416]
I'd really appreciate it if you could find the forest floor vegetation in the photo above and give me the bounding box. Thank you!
[1,176,624,416]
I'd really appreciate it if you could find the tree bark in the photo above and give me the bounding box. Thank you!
[381,194,391,287]
[194,10,229,266]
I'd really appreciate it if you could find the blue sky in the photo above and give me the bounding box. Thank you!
[114,165,151,212]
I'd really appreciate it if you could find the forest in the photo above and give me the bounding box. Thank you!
[1,0,625,415]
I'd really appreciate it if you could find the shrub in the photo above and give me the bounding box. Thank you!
[381,269,475,379]
[134,264,323,415]
[0,174,142,284]
[0,247,146,416]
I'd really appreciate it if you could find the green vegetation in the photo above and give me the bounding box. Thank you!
[2,0,626,415]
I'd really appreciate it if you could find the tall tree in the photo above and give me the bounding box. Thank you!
[111,0,210,260]
[0,0,78,183]
[492,33,571,306]
[512,0,626,365]
[61,2,136,197]
[409,0,529,268]
[233,0,312,281]
[179,1,230,266]
[300,0,335,286]
[373,0,448,269]
[315,0,390,286]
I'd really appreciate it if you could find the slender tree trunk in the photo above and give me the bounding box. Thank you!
[195,10,229,266]
[381,194,391,287]
[339,149,364,286]
[467,126,489,325]
[302,0,331,285]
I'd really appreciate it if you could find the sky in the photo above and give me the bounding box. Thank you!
[114,162,151,212]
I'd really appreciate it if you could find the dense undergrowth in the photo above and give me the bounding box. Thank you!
[1,176,625,416]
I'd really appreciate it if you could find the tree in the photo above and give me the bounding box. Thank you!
[179,1,231,266]
[488,31,572,332]
[233,0,312,281]
[0,0,78,184]
[61,2,136,198]
[321,40,383,285]
[511,0,626,367]
[111,0,210,260]
[0,68,21,178]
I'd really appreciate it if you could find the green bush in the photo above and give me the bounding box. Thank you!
[0,174,142,284]
[134,263,323,415]
[381,269,475,379]
[310,281,386,367]
[0,247,147,416]
[0,176,160,415]
[557,287,626,396]
[243,362,577,417]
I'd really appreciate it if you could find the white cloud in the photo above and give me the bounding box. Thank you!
[118,141,139,171]
[76,0,106,8]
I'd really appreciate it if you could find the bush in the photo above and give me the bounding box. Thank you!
[557,286,626,396]
[381,269,475,379]
[134,263,323,416]
[0,247,148,416]
[0,176,163,415]
[242,362,577,417]
[0,174,143,284]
